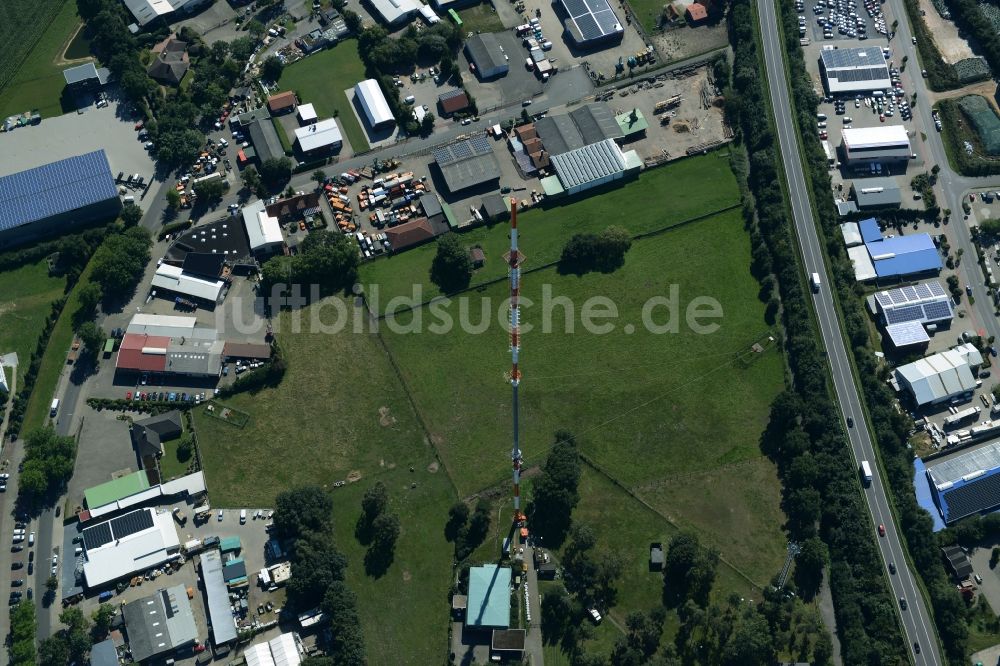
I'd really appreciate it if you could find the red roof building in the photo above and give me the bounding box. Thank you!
[686,3,708,21]
[386,217,436,252]
[267,91,298,115]
[438,89,471,115]
[116,334,170,372]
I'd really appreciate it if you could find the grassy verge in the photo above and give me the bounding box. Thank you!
[456,4,505,33]
[272,116,294,156]
[20,261,93,432]
[279,41,370,153]
[360,151,740,303]
[0,260,65,384]
[0,0,84,119]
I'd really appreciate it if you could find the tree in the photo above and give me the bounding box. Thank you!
[121,202,143,226]
[261,55,284,82]
[559,226,632,275]
[312,169,327,188]
[364,512,400,576]
[230,35,257,61]
[356,481,388,543]
[530,430,581,546]
[322,582,367,665]
[19,427,77,501]
[59,607,92,663]
[288,530,348,609]
[10,601,36,665]
[248,19,265,38]
[444,501,469,541]
[92,603,116,639]
[166,188,181,209]
[343,9,363,34]
[259,157,293,188]
[293,229,360,294]
[242,165,263,194]
[90,227,152,301]
[77,321,106,363]
[420,111,435,135]
[464,498,491,551]
[273,485,333,540]
[176,433,194,463]
[74,282,103,327]
[37,637,70,665]
[430,233,473,292]
[663,532,717,607]
[194,178,225,203]
[793,536,828,600]
[541,591,574,643]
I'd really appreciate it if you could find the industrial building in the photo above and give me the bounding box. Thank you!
[354,79,396,130]
[0,150,121,248]
[247,117,285,165]
[151,263,226,305]
[544,139,641,196]
[883,320,930,349]
[123,584,199,662]
[63,62,110,91]
[851,177,901,208]
[555,0,624,47]
[840,125,912,164]
[123,0,210,26]
[894,343,982,406]
[294,118,343,156]
[433,135,502,192]
[81,472,205,521]
[201,550,238,648]
[438,89,471,116]
[845,218,941,281]
[870,281,954,328]
[242,199,284,256]
[116,314,224,378]
[464,34,509,79]
[926,440,1000,523]
[85,471,150,511]
[466,565,511,629]
[819,46,892,94]
[534,103,624,156]
[244,632,305,666]
[385,216,450,252]
[297,103,318,125]
[365,0,422,24]
[81,508,181,588]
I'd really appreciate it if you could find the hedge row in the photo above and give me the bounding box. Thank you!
[4,297,67,440]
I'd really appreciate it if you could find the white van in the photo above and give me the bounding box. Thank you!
[50,399,60,417]
[403,95,415,104]
[240,509,247,524]
[123,195,135,205]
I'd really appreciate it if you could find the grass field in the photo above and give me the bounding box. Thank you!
[160,436,191,480]
[0,0,84,119]
[0,261,65,385]
[21,261,94,432]
[456,3,506,33]
[360,151,739,303]
[279,42,370,154]
[192,297,455,665]
[625,0,666,34]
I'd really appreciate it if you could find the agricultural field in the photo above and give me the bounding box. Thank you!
[0,260,65,385]
[0,0,85,119]
[360,150,739,303]
[192,297,455,665]
[278,41,370,153]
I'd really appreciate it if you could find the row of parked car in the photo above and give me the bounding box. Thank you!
[126,390,207,403]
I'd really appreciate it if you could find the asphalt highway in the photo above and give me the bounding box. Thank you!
[756,0,941,662]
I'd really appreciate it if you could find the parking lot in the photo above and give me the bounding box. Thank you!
[459,31,544,111]
[0,96,156,184]
[801,0,888,42]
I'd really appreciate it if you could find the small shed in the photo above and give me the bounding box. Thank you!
[452,594,468,619]
[220,536,242,553]
[686,2,708,21]
[649,542,664,571]
[470,247,485,268]
[480,193,509,222]
[536,562,557,580]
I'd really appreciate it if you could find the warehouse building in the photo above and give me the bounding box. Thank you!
[851,177,901,208]
[354,79,396,131]
[0,150,121,248]
[894,343,982,406]
[242,200,284,256]
[846,218,941,281]
[870,281,954,328]
[294,118,343,156]
[247,117,285,165]
[467,565,511,629]
[926,440,1000,523]
[123,584,199,662]
[555,0,624,47]
[81,508,181,588]
[883,320,930,349]
[151,263,226,305]
[385,216,450,252]
[433,135,502,192]
[819,46,892,95]
[244,632,306,666]
[365,0,422,25]
[840,125,912,164]
[63,62,110,92]
[544,139,641,196]
[201,550,238,648]
[116,314,224,378]
[464,34,509,80]
[123,0,210,26]
[534,103,623,156]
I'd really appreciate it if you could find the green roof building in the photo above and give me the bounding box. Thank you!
[220,536,242,553]
[466,564,511,629]
[84,471,150,509]
[616,108,648,137]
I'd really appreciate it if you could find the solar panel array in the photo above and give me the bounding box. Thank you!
[560,0,622,42]
[875,281,952,325]
[821,46,886,69]
[885,320,929,347]
[81,508,156,551]
[0,151,118,232]
[433,135,493,167]
[831,67,890,83]
[942,470,1000,523]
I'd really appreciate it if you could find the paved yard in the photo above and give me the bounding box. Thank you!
[65,405,140,513]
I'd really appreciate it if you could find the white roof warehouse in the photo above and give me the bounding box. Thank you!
[819,46,891,94]
[81,508,181,588]
[294,118,343,154]
[355,79,395,130]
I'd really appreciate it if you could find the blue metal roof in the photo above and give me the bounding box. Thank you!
[858,217,882,243]
[467,564,511,628]
[0,150,118,233]
[868,234,941,277]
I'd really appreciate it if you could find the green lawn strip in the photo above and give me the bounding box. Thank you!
[21,261,94,432]
[329,465,455,666]
[379,207,782,494]
[159,436,191,480]
[0,0,84,119]
[0,260,65,384]
[626,0,667,34]
[272,116,294,155]
[360,151,739,304]
[279,41,370,153]
[456,4,506,33]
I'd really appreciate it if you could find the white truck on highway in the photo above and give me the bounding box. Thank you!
[811,272,821,292]
[860,460,873,486]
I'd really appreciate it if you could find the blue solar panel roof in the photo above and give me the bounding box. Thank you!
[0,150,118,232]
